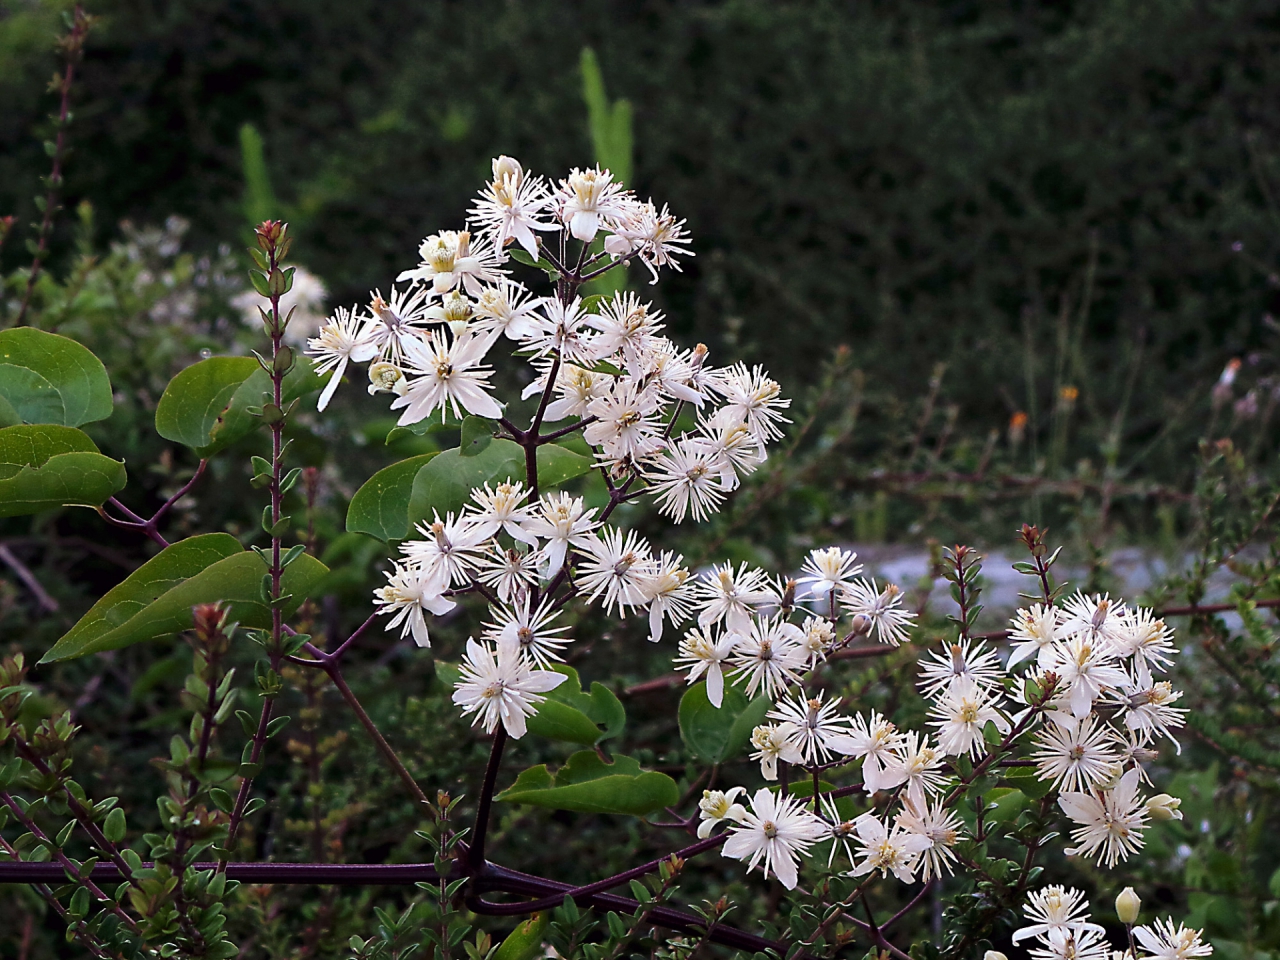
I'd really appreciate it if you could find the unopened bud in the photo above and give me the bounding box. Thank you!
[1116,887,1141,924]
[984,952,1009,960]
[1145,794,1183,821]
[491,155,523,185]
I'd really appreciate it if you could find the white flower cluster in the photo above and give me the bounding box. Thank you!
[310,158,795,737]
[1008,886,1211,960]
[695,552,1188,889]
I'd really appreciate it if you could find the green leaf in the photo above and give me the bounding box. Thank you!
[155,357,259,450]
[536,443,593,487]
[0,424,99,466]
[497,751,678,816]
[42,535,328,662]
[345,453,439,542]
[1000,765,1053,800]
[0,328,113,426]
[0,394,20,428]
[459,416,496,457]
[985,787,1027,824]
[102,807,126,843]
[494,913,548,960]
[526,665,626,745]
[155,356,323,456]
[0,451,126,517]
[678,681,771,764]
[773,779,855,820]
[408,438,525,524]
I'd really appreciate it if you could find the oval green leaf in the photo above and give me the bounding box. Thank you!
[497,751,678,817]
[155,357,259,450]
[408,438,525,524]
[0,328,113,426]
[345,453,439,542]
[0,451,126,518]
[494,913,548,960]
[42,535,329,662]
[536,443,593,487]
[0,424,99,466]
[678,680,772,764]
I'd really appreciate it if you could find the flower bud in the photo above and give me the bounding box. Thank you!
[984,952,1009,960]
[491,155,523,186]
[1146,794,1182,821]
[1116,887,1141,924]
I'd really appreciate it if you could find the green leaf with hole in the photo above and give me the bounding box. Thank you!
[527,665,626,745]
[497,751,678,816]
[678,681,772,764]
[459,415,496,457]
[494,913,548,960]
[155,356,322,457]
[0,328,113,426]
[42,534,328,662]
[155,357,258,450]
[346,453,439,542]
[407,438,525,524]
[0,426,126,517]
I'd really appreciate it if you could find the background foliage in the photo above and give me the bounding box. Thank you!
[4,1,1280,959]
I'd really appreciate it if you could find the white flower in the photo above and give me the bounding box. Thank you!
[391,331,503,424]
[468,157,558,259]
[556,166,634,243]
[306,306,369,411]
[1032,715,1122,793]
[372,563,455,647]
[894,798,963,881]
[728,615,806,699]
[646,438,725,523]
[721,788,826,889]
[1009,604,1062,670]
[483,598,571,668]
[697,787,747,838]
[587,292,665,364]
[1060,593,1128,651]
[709,362,791,445]
[638,551,694,642]
[452,638,567,738]
[674,627,738,707]
[797,547,863,612]
[841,579,915,646]
[820,800,861,868]
[767,692,858,765]
[750,723,803,780]
[1012,886,1106,944]
[695,562,779,634]
[1109,608,1178,677]
[398,229,505,295]
[530,296,598,366]
[465,481,539,546]
[891,731,946,809]
[584,380,665,463]
[1027,928,1111,960]
[799,616,836,667]
[357,287,433,366]
[476,545,541,605]
[1049,634,1130,718]
[693,407,763,491]
[472,280,545,341]
[1059,766,1149,867]
[849,814,931,882]
[844,711,906,795]
[541,363,610,422]
[917,639,1004,698]
[400,512,488,588]
[928,675,1010,759]
[522,492,600,574]
[1113,676,1186,751]
[576,528,654,617]
[604,200,693,283]
[1132,919,1213,960]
